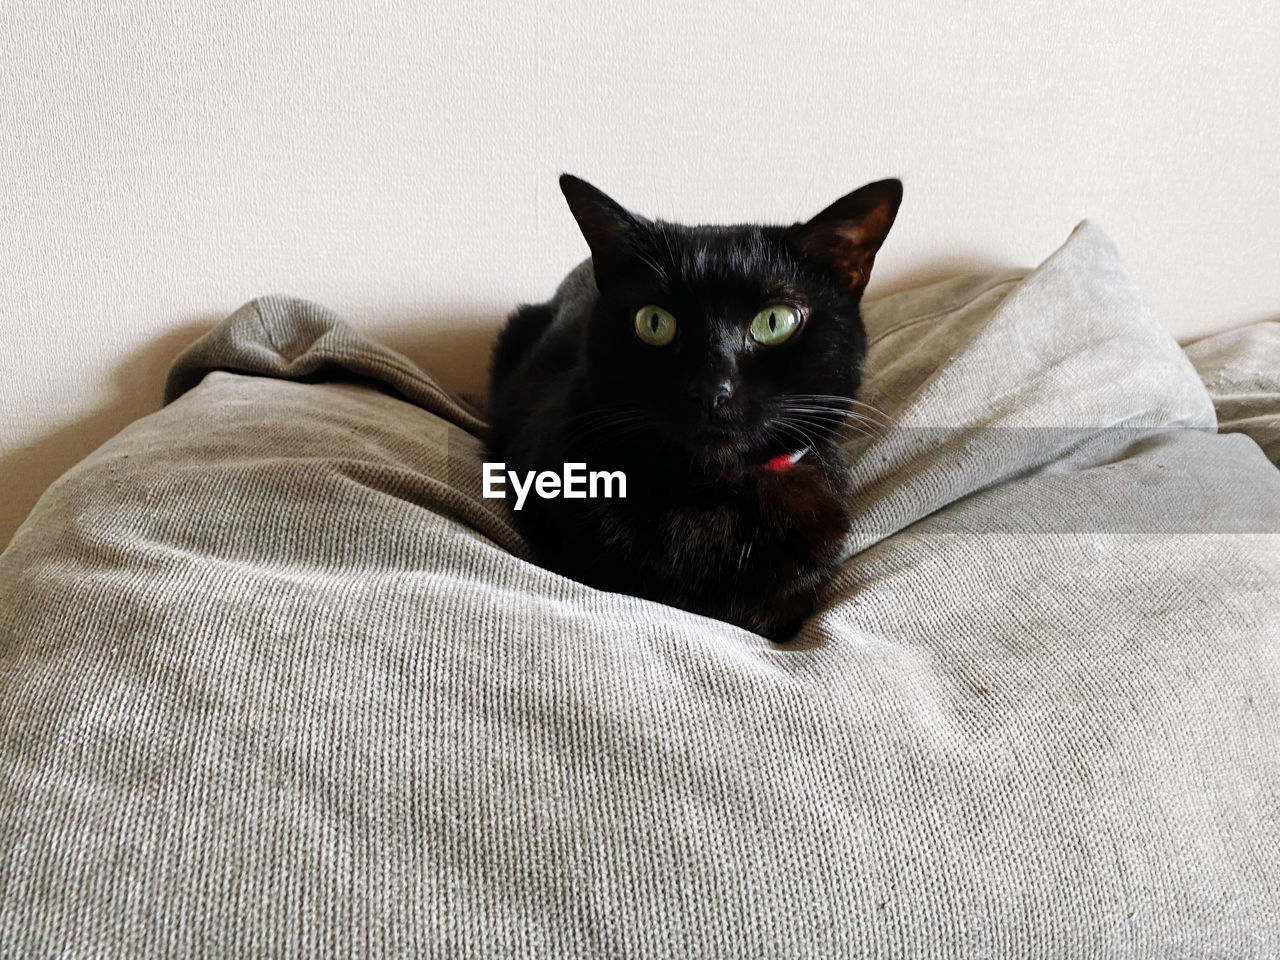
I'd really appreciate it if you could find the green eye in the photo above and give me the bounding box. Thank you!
[749,305,801,346]
[634,305,677,346]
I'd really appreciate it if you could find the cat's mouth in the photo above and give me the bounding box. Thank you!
[689,427,758,469]
[697,424,740,442]
[667,411,767,467]
[699,434,741,453]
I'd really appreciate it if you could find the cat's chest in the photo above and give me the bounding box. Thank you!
[601,464,849,556]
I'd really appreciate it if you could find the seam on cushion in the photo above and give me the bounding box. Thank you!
[276,341,489,436]
[246,297,486,431]
[254,299,283,356]
[866,277,1021,347]
[349,353,489,434]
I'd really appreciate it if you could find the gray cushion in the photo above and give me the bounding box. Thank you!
[2,222,1278,958]
[1185,319,1280,464]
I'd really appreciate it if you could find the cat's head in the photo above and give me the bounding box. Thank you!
[560,174,902,471]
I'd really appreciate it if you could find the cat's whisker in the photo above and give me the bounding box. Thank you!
[782,405,892,428]
[785,392,887,410]
[786,413,882,445]
[771,420,813,448]
[781,408,888,438]
[562,413,654,451]
[777,412,833,439]
[815,416,884,440]
[770,419,836,469]
[632,246,669,283]
[778,399,890,422]
[782,395,893,425]
[559,411,643,438]
[781,404,888,426]
[657,228,680,274]
[574,420,656,457]
[557,404,646,429]
[780,398,889,420]
[567,423,651,453]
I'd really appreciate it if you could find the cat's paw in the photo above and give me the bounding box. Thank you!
[759,619,804,644]
[746,603,811,644]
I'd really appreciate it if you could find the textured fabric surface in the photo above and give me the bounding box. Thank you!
[1,223,1278,958]
[1185,320,1280,465]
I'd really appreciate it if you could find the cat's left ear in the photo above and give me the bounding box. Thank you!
[787,179,903,292]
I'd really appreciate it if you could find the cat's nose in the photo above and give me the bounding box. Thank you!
[690,379,734,413]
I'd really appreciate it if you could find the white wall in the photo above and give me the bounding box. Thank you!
[2,0,1277,547]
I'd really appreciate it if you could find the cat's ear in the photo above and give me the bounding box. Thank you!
[559,174,645,285]
[788,179,903,293]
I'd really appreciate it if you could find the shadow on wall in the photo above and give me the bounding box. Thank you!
[0,320,216,551]
[376,311,504,406]
[0,308,506,551]
[0,256,1014,550]
[866,255,1011,302]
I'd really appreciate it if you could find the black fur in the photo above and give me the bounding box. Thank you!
[488,174,902,640]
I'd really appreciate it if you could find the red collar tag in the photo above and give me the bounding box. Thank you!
[718,447,810,482]
[763,447,809,473]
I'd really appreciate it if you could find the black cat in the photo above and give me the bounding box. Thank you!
[487,174,902,640]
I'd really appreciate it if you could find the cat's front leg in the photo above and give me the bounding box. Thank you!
[744,588,818,643]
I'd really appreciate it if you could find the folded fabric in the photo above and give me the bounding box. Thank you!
[1185,319,1280,464]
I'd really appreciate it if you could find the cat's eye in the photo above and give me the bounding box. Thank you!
[634,305,677,346]
[749,305,801,346]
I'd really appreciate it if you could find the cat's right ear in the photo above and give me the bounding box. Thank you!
[559,174,643,285]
